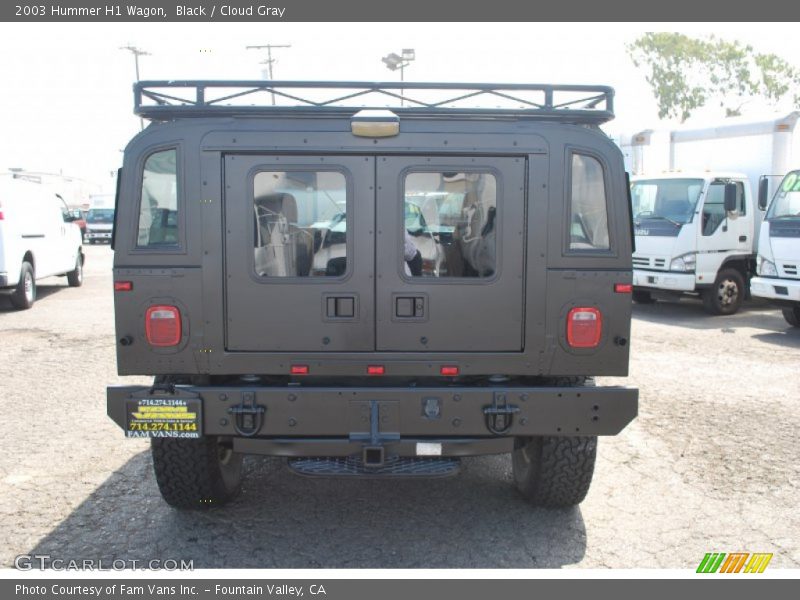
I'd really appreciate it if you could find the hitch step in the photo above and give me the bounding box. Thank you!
[288,455,460,478]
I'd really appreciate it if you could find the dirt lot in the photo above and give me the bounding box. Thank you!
[0,243,798,569]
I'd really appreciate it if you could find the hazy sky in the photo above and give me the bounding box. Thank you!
[2,22,799,192]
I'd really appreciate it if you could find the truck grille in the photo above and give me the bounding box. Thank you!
[288,455,460,478]
[633,256,667,270]
[781,263,798,278]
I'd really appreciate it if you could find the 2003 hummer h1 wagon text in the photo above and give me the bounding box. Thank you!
[106,81,638,509]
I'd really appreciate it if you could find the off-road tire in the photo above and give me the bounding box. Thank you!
[513,435,597,508]
[151,436,243,509]
[632,290,656,304]
[67,254,84,287]
[512,376,597,507]
[10,261,36,310]
[783,307,800,328]
[702,268,744,315]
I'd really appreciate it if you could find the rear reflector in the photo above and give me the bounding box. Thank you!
[440,366,459,376]
[145,305,182,347]
[367,365,385,375]
[567,307,603,348]
[614,283,633,293]
[290,365,309,375]
[114,281,133,292]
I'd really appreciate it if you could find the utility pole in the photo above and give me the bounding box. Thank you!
[120,44,150,130]
[246,44,292,105]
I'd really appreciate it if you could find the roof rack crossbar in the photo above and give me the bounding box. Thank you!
[134,81,615,125]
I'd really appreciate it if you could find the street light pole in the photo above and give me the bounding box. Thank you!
[246,44,292,105]
[382,49,415,107]
[120,44,150,131]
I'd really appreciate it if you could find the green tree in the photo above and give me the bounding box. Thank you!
[628,33,800,122]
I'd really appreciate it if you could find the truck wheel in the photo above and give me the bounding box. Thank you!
[10,262,36,310]
[67,254,84,287]
[512,435,597,507]
[151,436,243,509]
[702,269,744,315]
[632,290,656,304]
[783,307,800,327]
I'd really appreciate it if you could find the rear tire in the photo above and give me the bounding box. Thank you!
[783,307,800,327]
[512,376,597,507]
[67,254,83,287]
[632,290,656,304]
[10,262,35,310]
[151,436,243,509]
[702,268,744,315]
[513,436,597,507]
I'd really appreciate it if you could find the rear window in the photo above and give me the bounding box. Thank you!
[252,170,347,277]
[403,171,497,278]
[569,153,610,251]
[137,149,179,248]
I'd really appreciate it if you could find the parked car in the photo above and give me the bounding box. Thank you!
[0,176,84,309]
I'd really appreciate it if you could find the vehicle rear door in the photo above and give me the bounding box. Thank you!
[375,156,526,351]
[224,155,375,351]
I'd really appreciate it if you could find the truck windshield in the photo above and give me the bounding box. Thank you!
[767,171,800,220]
[87,208,114,223]
[630,178,703,225]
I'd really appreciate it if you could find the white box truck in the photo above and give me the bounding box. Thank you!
[0,175,84,309]
[751,169,800,326]
[85,194,115,244]
[623,112,800,315]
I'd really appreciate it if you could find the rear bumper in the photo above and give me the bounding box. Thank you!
[633,269,695,292]
[107,383,638,457]
[750,276,800,305]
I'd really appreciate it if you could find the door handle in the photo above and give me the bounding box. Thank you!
[739,235,747,242]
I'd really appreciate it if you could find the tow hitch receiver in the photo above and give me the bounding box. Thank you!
[227,391,266,437]
[483,392,520,435]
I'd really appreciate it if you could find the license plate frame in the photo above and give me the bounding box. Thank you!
[125,397,202,439]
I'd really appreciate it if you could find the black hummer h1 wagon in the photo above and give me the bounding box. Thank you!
[106,81,638,509]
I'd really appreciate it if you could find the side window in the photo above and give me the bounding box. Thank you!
[252,170,347,277]
[570,154,610,251]
[138,149,179,248]
[403,171,497,278]
[703,181,743,236]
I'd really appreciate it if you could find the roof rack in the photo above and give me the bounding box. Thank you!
[134,81,615,125]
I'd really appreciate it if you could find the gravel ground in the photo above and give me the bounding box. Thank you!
[0,243,798,569]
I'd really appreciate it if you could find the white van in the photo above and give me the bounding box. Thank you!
[0,176,84,309]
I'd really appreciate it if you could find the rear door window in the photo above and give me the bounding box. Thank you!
[403,171,497,278]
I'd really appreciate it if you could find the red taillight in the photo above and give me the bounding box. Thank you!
[367,365,385,375]
[614,283,633,293]
[145,305,182,347]
[114,281,133,292]
[440,366,459,376]
[290,365,309,375]
[567,307,602,348]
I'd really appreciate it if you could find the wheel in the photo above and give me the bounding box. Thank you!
[67,254,83,287]
[151,436,243,509]
[512,376,597,508]
[783,307,800,327]
[632,290,656,304]
[702,268,744,315]
[513,436,597,508]
[10,262,36,310]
